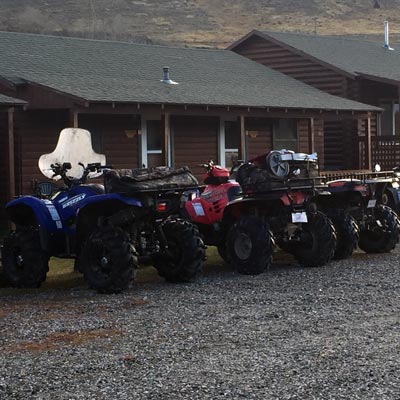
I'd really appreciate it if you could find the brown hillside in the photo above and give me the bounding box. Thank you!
[1,0,400,47]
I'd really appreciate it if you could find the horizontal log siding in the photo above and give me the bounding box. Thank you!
[0,112,9,221]
[346,78,360,101]
[233,36,347,96]
[296,119,324,167]
[14,109,69,195]
[323,120,345,170]
[172,116,218,181]
[297,119,310,154]
[245,118,273,160]
[78,114,139,170]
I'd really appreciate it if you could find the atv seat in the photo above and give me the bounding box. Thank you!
[327,179,366,193]
[105,166,199,194]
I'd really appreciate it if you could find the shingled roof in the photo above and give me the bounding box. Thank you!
[0,93,26,106]
[0,31,379,112]
[245,30,400,84]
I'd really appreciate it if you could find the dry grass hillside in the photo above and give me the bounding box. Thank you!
[1,0,400,47]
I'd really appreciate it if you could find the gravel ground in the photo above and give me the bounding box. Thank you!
[1,249,400,400]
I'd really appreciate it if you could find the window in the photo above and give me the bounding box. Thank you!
[224,121,240,168]
[379,100,400,136]
[273,119,298,151]
[146,120,162,153]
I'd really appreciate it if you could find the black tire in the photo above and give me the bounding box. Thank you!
[226,215,274,275]
[359,205,400,253]
[153,219,205,283]
[81,226,137,293]
[290,211,337,267]
[1,227,49,288]
[327,210,359,260]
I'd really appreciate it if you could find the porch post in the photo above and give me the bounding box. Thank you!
[69,109,79,128]
[7,107,15,200]
[140,116,147,168]
[218,117,226,167]
[366,114,372,169]
[309,117,315,153]
[163,112,171,166]
[239,115,246,161]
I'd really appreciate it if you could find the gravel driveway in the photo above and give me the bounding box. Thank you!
[1,249,399,400]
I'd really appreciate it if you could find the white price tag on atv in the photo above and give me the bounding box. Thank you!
[367,199,377,208]
[292,212,308,223]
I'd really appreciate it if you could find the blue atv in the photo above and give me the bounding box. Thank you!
[1,161,109,288]
[2,126,205,293]
[77,166,205,294]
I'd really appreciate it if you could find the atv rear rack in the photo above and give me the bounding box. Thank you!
[321,169,399,184]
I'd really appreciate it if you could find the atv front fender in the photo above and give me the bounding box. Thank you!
[75,194,142,245]
[6,196,63,232]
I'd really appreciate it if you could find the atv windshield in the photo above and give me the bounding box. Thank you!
[38,128,106,180]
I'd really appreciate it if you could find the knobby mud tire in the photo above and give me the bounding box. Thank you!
[291,211,336,268]
[1,227,49,288]
[328,210,359,260]
[81,226,137,294]
[226,215,274,275]
[153,219,205,283]
[359,205,399,253]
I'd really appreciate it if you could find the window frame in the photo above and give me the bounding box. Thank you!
[272,118,298,152]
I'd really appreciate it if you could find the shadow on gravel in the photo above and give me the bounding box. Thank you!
[0,247,383,296]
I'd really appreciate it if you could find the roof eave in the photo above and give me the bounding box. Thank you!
[89,100,379,114]
[356,72,400,87]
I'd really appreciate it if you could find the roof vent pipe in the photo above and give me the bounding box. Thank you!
[161,66,178,85]
[383,21,394,50]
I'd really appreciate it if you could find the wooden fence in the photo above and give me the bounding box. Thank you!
[357,135,400,170]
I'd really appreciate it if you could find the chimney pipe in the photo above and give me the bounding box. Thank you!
[161,66,178,85]
[163,67,170,81]
[383,21,394,50]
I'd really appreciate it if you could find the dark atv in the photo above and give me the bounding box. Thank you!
[186,151,337,275]
[317,168,400,254]
[229,150,337,271]
[78,166,205,293]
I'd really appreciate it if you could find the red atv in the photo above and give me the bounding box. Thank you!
[184,161,242,263]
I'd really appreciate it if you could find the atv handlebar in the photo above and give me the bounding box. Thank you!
[50,162,112,187]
